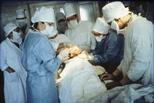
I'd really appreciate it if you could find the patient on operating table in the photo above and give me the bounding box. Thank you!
[57,43,81,61]
[56,43,113,85]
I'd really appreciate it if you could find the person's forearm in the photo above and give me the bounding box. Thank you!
[120,75,132,85]
[97,50,118,65]
[112,69,123,81]
[113,69,121,76]
[45,57,61,73]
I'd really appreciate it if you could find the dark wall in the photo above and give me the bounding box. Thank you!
[0,30,5,43]
[0,71,4,103]
[0,30,5,103]
[129,1,154,23]
[0,4,5,103]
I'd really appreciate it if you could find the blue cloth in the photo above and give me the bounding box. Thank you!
[91,30,124,73]
[22,32,61,103]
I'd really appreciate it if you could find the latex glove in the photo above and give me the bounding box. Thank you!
[88,54,94,60]
[58,49,69,62]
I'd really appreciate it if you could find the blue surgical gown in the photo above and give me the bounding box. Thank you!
[22,32,61,103]
[91,30,124,73]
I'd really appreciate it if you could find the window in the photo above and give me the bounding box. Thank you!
[79,3,95,22]
[60,8,65,14]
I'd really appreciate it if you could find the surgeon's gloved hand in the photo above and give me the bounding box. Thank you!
[88,54,94,60]
[88,55,100,65]
[58,49,69,62]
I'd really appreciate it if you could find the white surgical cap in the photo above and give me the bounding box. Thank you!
[92,17,109,34]
[4,22,17,37]
[56,12,66,22]
[31,7,55,23]
[102,1,129,23]
[64,3,77,18]
[16,8,26,19]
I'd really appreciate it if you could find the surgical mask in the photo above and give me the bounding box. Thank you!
[95,35,104,42]
[111,21,125,34]
[68,19,78,29]
[16,19,27,30]
[111,21,119,31]
[40,23,56,37]
[10,31,22,44]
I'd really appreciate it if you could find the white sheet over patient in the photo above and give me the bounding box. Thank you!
[59,57,107,103]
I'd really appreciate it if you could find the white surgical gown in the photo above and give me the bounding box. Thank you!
[59,57,107,103]
[118,14,153,85]
[65,21,96,52]
[49,34,72,51]
[0,38,27,103]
